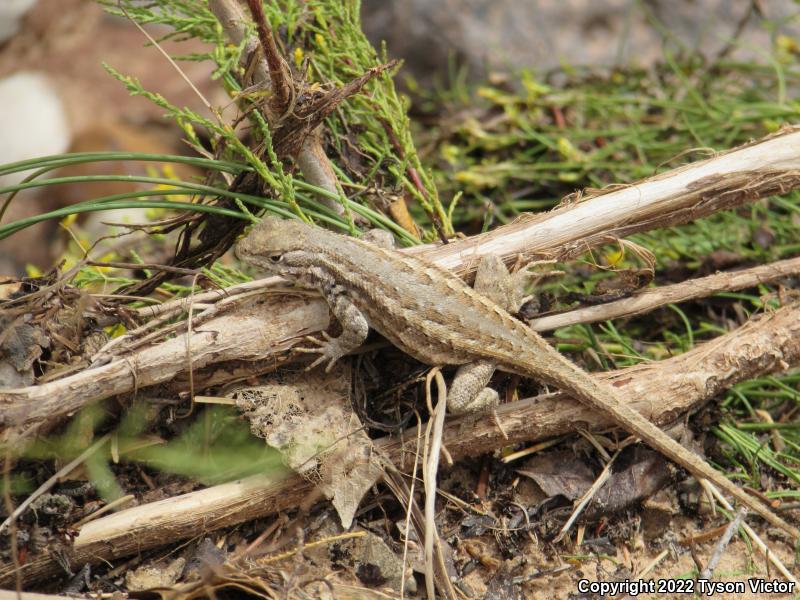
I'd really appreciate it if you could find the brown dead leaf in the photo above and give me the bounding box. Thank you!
[518,447,672,517]
[232,366,383,528]
[517,450,595,500]
[587,448,672,518]
[0,316,49,387]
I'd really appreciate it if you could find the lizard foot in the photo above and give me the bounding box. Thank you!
[295,332,346,372]
[453,387,500,415]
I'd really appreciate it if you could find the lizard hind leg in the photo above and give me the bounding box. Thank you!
[448,360,499,414]
[475,253,562,314]
[474,254,524,312]
[446,254,522,414]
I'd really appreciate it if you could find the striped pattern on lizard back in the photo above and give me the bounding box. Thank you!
[305,232,536,368]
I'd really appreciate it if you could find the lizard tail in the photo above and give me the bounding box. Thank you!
[507,349,800,542]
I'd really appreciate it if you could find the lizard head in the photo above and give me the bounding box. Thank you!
[235,215,314,276]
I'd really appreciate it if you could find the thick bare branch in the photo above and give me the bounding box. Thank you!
[0,297,330,445]
[417,126,800,275]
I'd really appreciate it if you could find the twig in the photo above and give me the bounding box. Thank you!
[553,448,621,543]
[422,369,448,600]
[382,462,454,598]
[2,446,21,593]
[69,494,135,529]
[179,273,202,419]
[706,0,760,68]
[122,275,283,322]
[698,507,746,581]
[638,549,670,578]
[93,286,287,362]
[86,260,200,276]
[705,483,797,584]
[244,0,289,112]
[399,411,423,600]
[117,2,216,116]
[530,255,800,331]
[379,118,448,241]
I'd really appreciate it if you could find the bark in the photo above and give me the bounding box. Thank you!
[0,297,330,445]
[415,127,800,274]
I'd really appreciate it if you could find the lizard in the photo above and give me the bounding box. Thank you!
[235,216,800,540]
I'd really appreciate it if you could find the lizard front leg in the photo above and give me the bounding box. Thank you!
[298,230,395,372]
[297,279,369,372]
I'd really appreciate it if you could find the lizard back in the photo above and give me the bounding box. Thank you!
[308,230,547,369]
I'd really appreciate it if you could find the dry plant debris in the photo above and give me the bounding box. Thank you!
[232,366,384,529]
[2,1,800,597]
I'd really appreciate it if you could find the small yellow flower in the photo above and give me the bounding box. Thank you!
[605,249,625,267]
[556,137,585,162]
[777,35,800,55]
[105,323,127,338]
[61,213,78,228]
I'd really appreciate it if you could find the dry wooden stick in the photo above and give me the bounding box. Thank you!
[416,126,800,274]
[705,485,797,584]
[3,301,798,586]
[129,276,282,321]
[244,0,290,111]
[529,255,800,331]
[0,295,331,446]
[698,507,746,581]
[0,435,110,534]
[0,592,68,600]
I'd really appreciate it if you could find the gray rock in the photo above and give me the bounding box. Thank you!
[362,0,799,83]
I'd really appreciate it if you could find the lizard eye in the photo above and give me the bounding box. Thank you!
[268,254,283,263]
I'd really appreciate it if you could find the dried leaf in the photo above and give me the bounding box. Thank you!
[232,365,383,528]
[0,317,48,387]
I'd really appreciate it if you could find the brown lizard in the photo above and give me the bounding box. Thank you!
[236,216,800,540]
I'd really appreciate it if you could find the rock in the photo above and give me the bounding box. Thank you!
[362,0,800,84]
